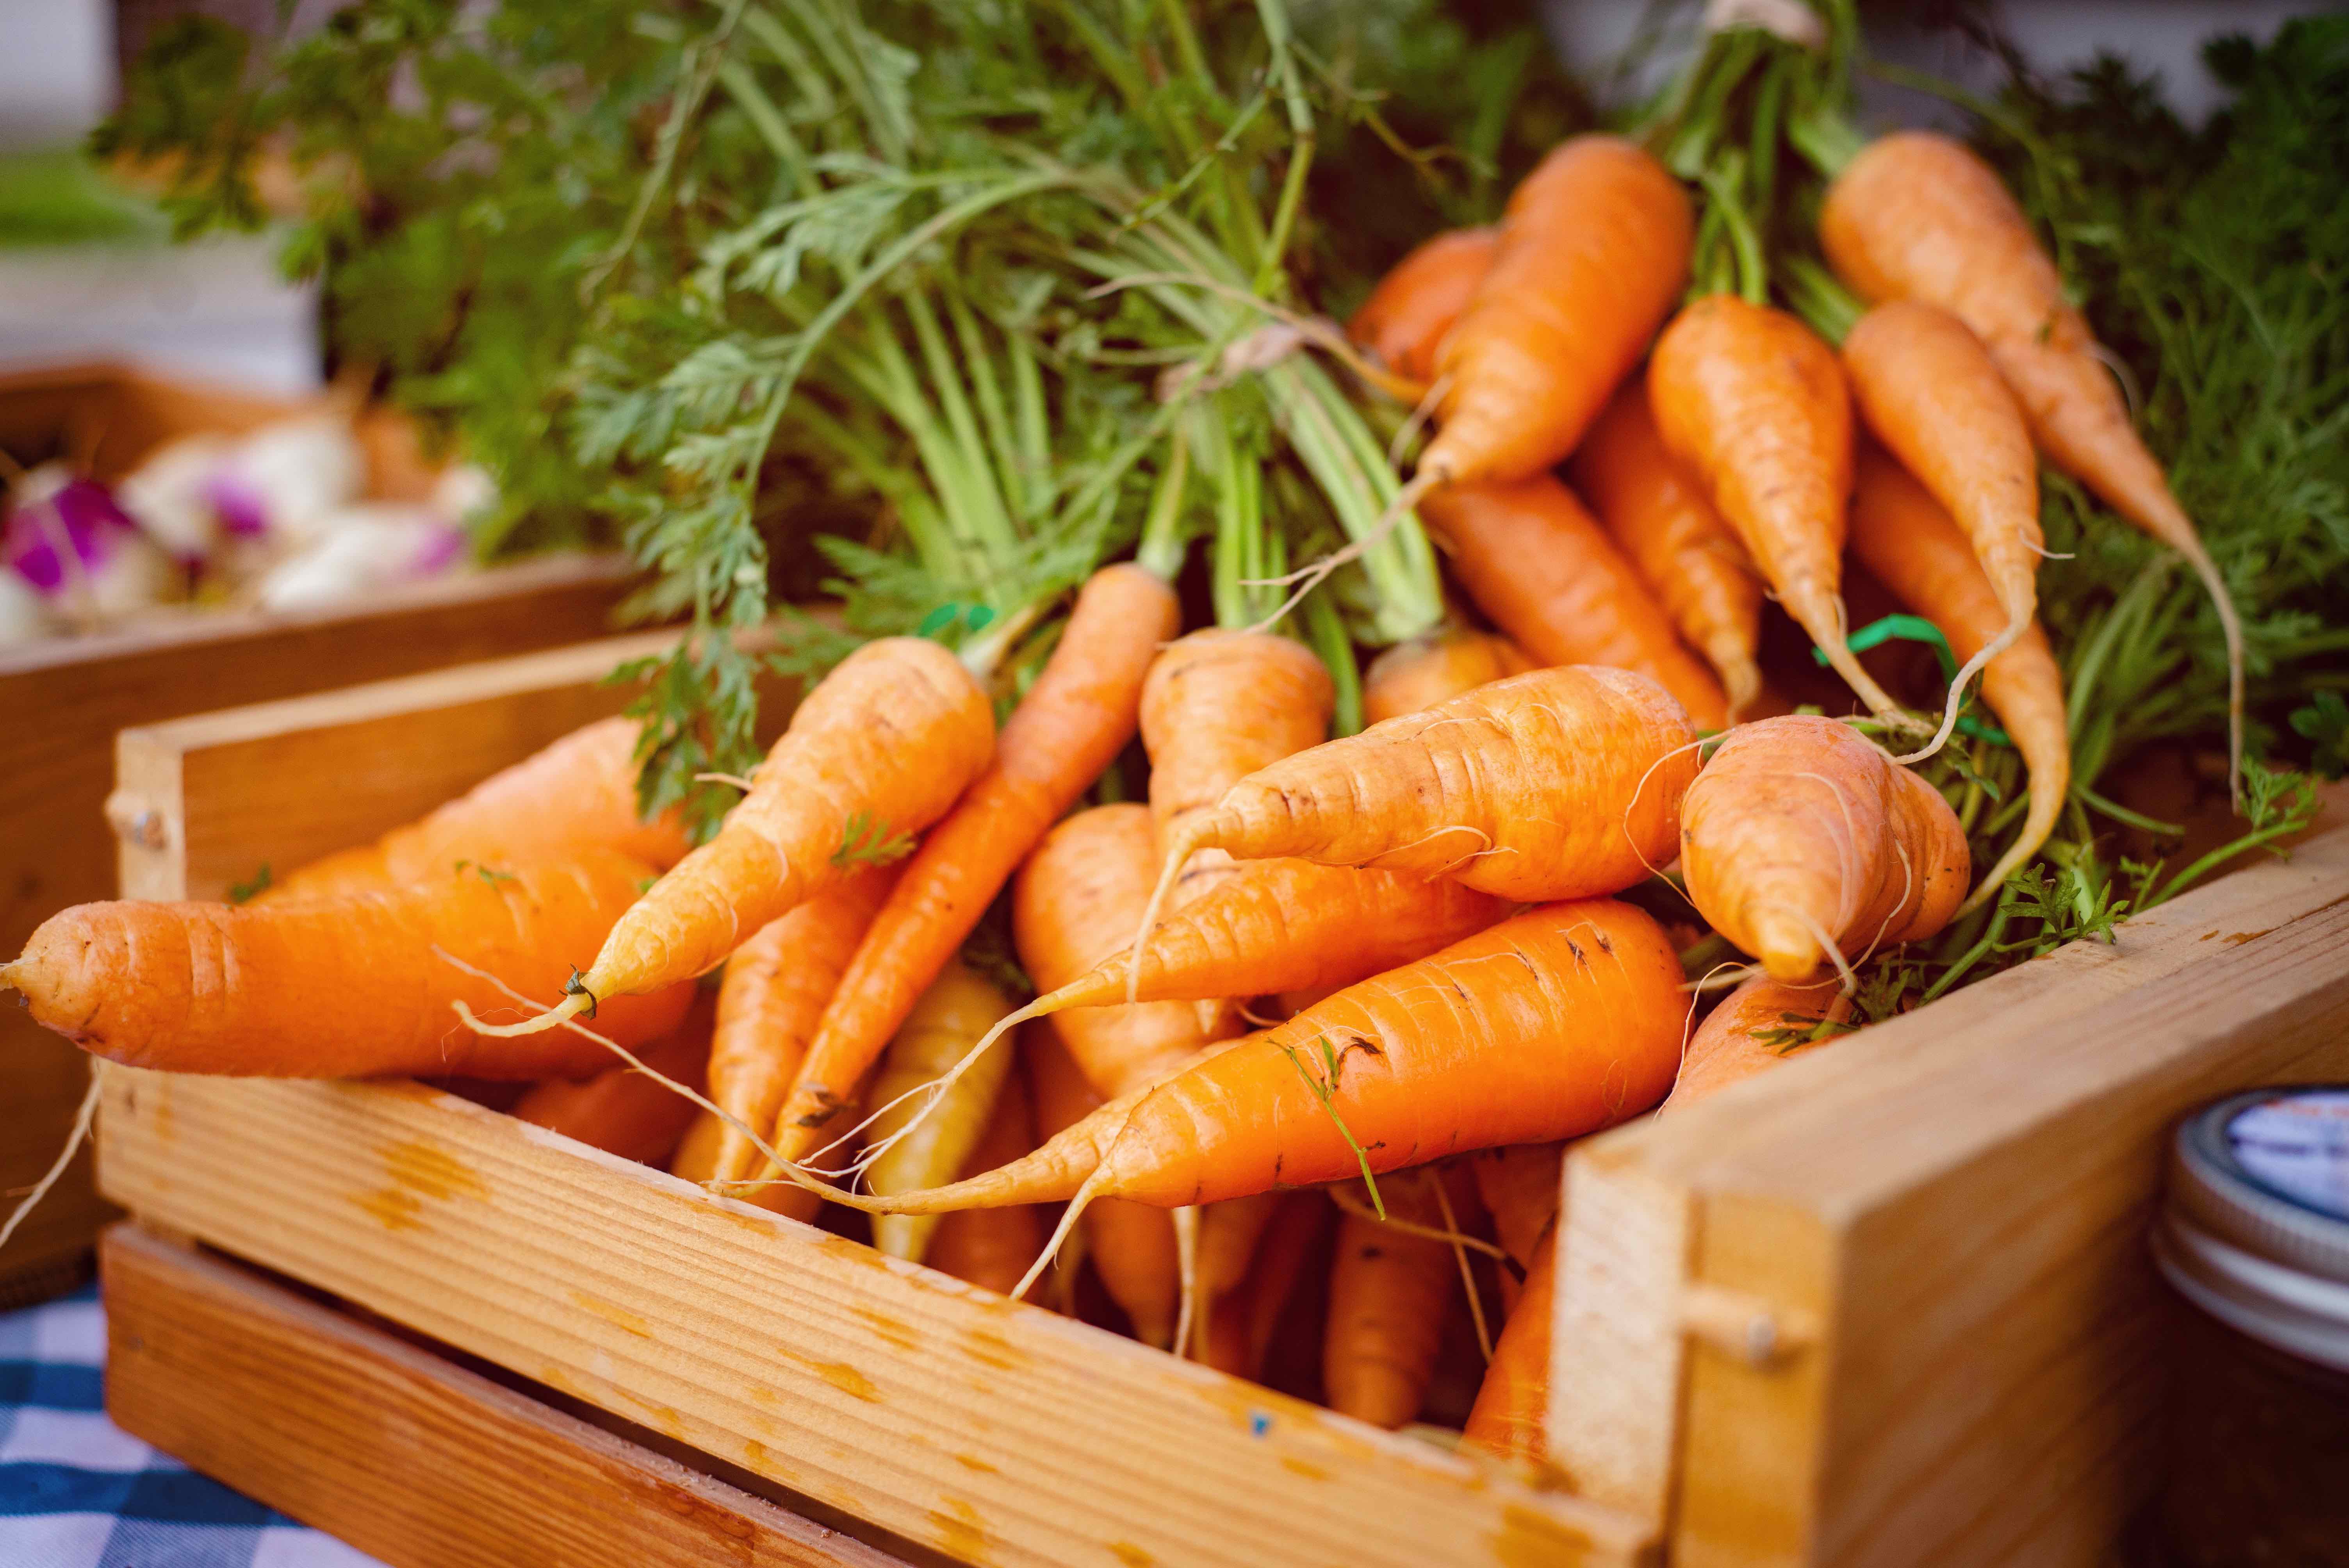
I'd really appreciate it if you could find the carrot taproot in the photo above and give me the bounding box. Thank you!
[768,566,1177,1165]
[508,990,715,1167]
[263,716,693,905]
[1570,382,1764,720]
[1649,295,1903,724]
[465,636,994,1038]
[1461,1226,1554,1463]
[1013,805,1242,1099]
[1680,715,1969,983]
[1139,666,1699,953]
[1202,1191,1331,1380]
[1413,137,1693,491]
[1469,1144,1563,1276]
[5,851,693,1078]
[1362,629,1530,726]
[1422,475,1732,729]
[1324,1171,1460,1429]
[1026,1023,1181,1347]
[1346,226,1501,390]
[1821,129,2244,793]
[1841,300,2042,753]
[699,864,898,1219]
[1666,974,1852,1113]
[925,1065,1046,1297]
[1850,444,2071,910]
[862,960,1018,1263]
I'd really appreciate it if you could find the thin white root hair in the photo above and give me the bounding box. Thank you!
[692,772,758,791]
[1326,1184,1511,1263]
[1428,1171,1493,1364]
[1239,471,1436,636]
[1894,618,2026,767]
[1680,959,1764,994]
[1016,1167,1108,1302]
[454,990,589,1039]
[2176,536,2247,809]
[1757,902,1859,995]
[1386,374,1451,470]
[1127,834,1200,1004]
[0,1069,100,1253]
[1624,734,1718,909]
[434,949,837,1206]
[809,1003,1041,1184]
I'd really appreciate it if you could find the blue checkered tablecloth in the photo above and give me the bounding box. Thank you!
[0,1286,385,1568]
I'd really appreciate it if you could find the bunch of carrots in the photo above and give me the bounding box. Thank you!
[4,3,2317,1464]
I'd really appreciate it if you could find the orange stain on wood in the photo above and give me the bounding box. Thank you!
[929,1497,995,1565]
[814,1361,882,1403]
[356,1186,422,1231]
[1490,1504,1597,1568]
[1279,1456,1332,1481]
[954,1452,998,1474]
[568,1290,654,1339]
[380,1139,488,1202]
[854,1304,919,1353]
[1107,1543,1157,1567]
[961,1327,1025,1373]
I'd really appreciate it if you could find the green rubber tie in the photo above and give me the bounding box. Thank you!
[1811,613,2013,747]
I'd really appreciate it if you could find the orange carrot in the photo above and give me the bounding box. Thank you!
[509,991,715,1166]
[1850,444,2071,909]
[1469,1144,1563,1275]
[1143,666,1699,932]
[467,636,994,1037]
[1681,715,1969,982]
[669,1108,727,1184]
[263,717,693,905]
[1841,300,2042,750]
[1027,1024,1181,1347]
[1666,974,1851,1113]
[5,851,693,1078]
[1202,1191,1330,1380]
[701,865,898,1218]
[1570,382,1764,719]
[1014,805,1240,1100]
[1821,130,2244,791]
[768,566,1178,1165]
[1461,1226,1553,1462]
[1414,137,1693,490]
[1346,226,1501,390]
[1324,1171,1460,1429]
[926,1066,1047,1297]
[1361,629,1530,726]
[1649,295,1901,723]
[1422,475,1732,730]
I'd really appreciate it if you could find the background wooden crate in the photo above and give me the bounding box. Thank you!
[0,362,638,1299]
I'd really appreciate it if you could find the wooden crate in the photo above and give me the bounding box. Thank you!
[84,638,2349,1566]
[0,362,639,1296]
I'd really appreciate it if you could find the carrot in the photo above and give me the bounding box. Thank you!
[466,636,994,1037]
[509,991,715,1167]
[768,566,1177,1165]
[263,716,693,905]
[925,1066,1046,1297]
[1195,1193,1283,1316]
[1666,974,1851,1113]
[1362,629,1529,726]
[1469,1144,1563,1276]
[1821,130,2244,794]
[862,960,1018,1263]
[1649,295,1903,724]
[1141,629,1333,965]
[1013,805,1241,1099]
[669,1107,727,1184]
[1850,444,2071,909]
[1413,137,1693,491]
[1027,1024,1180,1347]
[1202,1191,1330,1380]
[1840,300,2042,753]
[1422,475,1732,730]
[1139,666,1700,953]
[5,851,693,1078]
[1680,715,1969,983]
[1461,1226,1554,1463]
[1570,382,1764,719]
[697,864,897,1220]
[1346,226,1501,390]
[1324,1171,1460,1429]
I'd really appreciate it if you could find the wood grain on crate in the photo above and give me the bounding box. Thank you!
[102,1223,911,1568]
[1551,825,2349,1567]
[99,1069,1648,1568]
[0,555,635,1289]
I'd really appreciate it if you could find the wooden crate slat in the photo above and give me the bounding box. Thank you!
[102,1223,911,1568]
[98,1067,1648,1568]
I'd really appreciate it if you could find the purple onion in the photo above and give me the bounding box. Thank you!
[408,521,467,577]
[201,471,274,538]
[4,474,138,597]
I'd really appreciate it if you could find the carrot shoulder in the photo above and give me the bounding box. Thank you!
[7,851,693,1078]
[1346,226,1500,390]
[1362,628,1529,726]
[769,565,1176,1163]
[1665,974,1852,1112]
[1423,473,1731,730]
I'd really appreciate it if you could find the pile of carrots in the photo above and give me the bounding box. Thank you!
[4,114,2232,1463]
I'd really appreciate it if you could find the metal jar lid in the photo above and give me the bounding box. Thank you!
[2153,1086,2349,1372]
